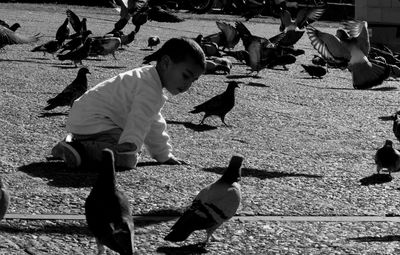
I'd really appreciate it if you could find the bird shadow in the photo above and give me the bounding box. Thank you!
[246,82,269,88]
[359,173,393,186]
[348,235,400,242]
[378,115,395,121]
[156,243,208,255]
[18,161,97,188]
[0,221,91,236]
[202,167,323,180]
[28,57,50,61]
[95,65,126,69]
[52,64,78,69]
[140,48,154,51]
[166,120,217,132]
[135,208,181,228]
[0,58,49,65]
[38,112,68,118]
[136,161,164,168]
[369,87,398,91]
[226,74,261,79]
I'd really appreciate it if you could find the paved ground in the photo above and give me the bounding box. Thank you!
[1,2,400,255]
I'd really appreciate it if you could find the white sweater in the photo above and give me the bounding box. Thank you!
[66,65,173,162]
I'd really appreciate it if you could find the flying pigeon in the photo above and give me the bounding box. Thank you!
[89,36,121,59]
[66,9,87,38]
[203,21,240,50]
[279,6,326,32]
[58,37,92,67]
[0,25,41,49]
[31,39,62,56]
[85,149,135,255]
[164,155,244,244]
[147,36,160,49]
[300,64,327,78]
[307,21,399,89]
[44,67,90,111]
[190,81,239,126]
[375,140,400,176]
[109,0,183,34]
[56,18,70,44]
[0,177,9,221]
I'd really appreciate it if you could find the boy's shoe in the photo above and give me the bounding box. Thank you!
[51,141,82,169]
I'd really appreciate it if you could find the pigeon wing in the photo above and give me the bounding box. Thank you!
[0,26,41,46]
[343,20,370,55]
[280,10,293,31]
[216,21,239,49]
[296,7,326,29]
[66,9,82,34]
[307,26,350,63]
[192,94,224,113]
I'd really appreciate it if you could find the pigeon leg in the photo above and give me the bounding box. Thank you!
[112,52,117,60]
[199,115,207,125]
[221,116,229,127]
[204,223,222,243]
[95,238,106,255]
[376,165,381,174]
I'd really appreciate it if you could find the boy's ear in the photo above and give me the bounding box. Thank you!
[159,55,171,70]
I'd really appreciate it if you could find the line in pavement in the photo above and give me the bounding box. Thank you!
[3,214,400,222]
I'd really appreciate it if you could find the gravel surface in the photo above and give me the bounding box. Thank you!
[1,2,400,254]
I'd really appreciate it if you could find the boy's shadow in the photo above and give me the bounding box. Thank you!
[166,120,217,132]
[157,243,208,255]
[359,173,393,186]
[18,161,97,188]
[38,112,68,118]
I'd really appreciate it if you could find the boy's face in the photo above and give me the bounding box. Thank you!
[160,56,204,95]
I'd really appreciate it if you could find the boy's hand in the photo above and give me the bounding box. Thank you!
[163,156,189,165]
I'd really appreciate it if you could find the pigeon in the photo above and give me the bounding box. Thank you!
[0,177,10,221]
[147,36,160,49]
[56,18,70,44]
[44,67,90,111]
[203,21,240,50]
[89,36,121,59]
[311,54,327,66]
[31,39,62,56]
[58,30,92,54]
[306,21,399,89]
[0,25,41,49]
[393,111,400,142]
[369,46,400,66]
[205,59,231,75]
[120,30,136,47]
[279,6,326,32]
[164,155,244,244]
[109,0,183,34]
[85,149,135,255]
[190,81,239,126]
[58,37,92,67]
[375,140,400,176]
[209,56,233,70]
[66,9,87,38]
[300,64,327,78]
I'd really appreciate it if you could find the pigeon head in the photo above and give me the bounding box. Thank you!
[385,140,394,147]
[220,155,244,184]
[78,67,91,75]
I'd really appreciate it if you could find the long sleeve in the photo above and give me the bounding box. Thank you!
[118,82,164,149]
[143,112,173,162]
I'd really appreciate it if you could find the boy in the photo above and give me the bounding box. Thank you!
[51,37,206,170]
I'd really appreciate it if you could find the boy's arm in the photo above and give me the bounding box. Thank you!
[143,112,173,163]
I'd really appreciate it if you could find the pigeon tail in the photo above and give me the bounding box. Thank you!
[93,149,117,193]
[164,227,193,242]
[219,155,244,184]
[352,60,390,89]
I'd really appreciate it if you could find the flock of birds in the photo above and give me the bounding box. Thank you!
[2,0,400,254]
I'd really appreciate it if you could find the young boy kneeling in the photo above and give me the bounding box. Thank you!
[51,37,206,170]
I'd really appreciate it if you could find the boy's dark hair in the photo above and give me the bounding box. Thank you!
[150,37,206,69]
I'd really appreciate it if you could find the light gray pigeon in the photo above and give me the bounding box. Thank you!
[164,155,244,244]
